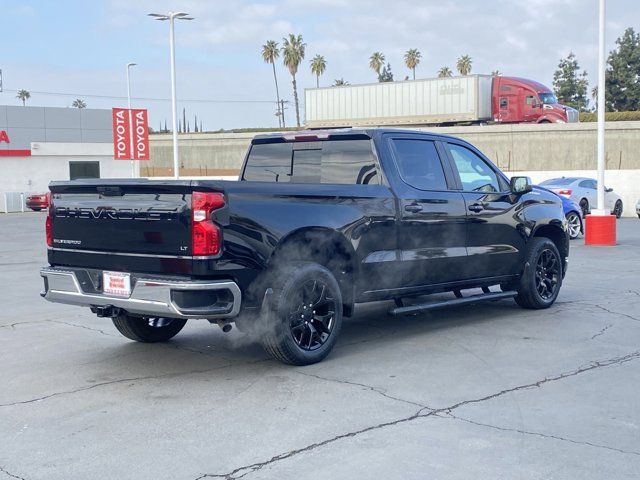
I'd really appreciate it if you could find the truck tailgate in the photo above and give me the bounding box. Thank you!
[48,180,200,274]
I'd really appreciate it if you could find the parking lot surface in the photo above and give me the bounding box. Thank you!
[1,212,639,480]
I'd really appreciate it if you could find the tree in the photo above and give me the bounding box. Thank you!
[378,63,394,82]
[552,52,589,111]
[605,27,640,111]
[72,99,86,108]
[369,52,385,78]
[332,78,349,86]
[438,66,452,78]
[404,49,421,80]
[182,107,187,133]
[491,70,502,76]
[282,33,306,127]
[262,40,283,127]
[456,55,472,75]
[310,54,327,88]
[16,89,30,106]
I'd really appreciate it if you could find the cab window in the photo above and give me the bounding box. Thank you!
[448,144,505,192]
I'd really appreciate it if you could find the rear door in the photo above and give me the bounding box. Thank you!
[443,141,525,279]
[385,133,467,287]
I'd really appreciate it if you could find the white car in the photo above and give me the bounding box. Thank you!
[636,198,640,219]
[540,177,623,218]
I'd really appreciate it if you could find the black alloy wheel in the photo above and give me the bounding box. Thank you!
[287,279,337,351]
[261,262,343,365]
[534,248,561,301]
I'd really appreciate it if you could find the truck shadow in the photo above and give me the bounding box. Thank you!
[103,295,529,370]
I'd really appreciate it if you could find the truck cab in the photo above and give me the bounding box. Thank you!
[492,76,579,124]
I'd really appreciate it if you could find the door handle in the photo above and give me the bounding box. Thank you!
[468,203,484,212]
[404,203,423,213]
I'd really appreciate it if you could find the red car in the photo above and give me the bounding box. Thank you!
[26,193,50,211]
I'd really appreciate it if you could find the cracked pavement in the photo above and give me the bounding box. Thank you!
[1,213,639,480]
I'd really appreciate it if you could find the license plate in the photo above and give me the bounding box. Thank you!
[103,271,131,297]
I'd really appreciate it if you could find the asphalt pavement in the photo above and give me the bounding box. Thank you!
[1,212,639,480]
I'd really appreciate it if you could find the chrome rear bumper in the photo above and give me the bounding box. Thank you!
[40,267,241,319]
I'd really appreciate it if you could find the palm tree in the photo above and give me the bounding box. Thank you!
[404,49,422,80]
[16,89,30,106]
[310,54,327,88]
[72,99,87,108]
[282,33,306,127]
[332,78,350,87]
[437,66,453,78]
[261,40,282,127]
[369,52,385,78]
[491,70,502,76]
[456,55,473,76]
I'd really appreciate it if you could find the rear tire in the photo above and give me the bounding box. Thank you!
[614,200,623,219]
[579,198,590,216]
[514,238,563,309]
[261,262,342,366]
[112,314,186,343]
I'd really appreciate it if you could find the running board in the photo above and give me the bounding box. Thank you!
[389,291,517,316]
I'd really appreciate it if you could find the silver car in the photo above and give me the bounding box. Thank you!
[540,177,623,218]
[636,198,640,219]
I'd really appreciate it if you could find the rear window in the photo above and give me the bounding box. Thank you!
[540,177,579,186]
[242,139,379,185]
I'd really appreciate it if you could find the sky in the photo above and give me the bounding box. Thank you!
[0,0,638,130]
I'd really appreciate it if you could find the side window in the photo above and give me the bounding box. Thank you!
[243,143,292,182]
[391,139,448,191]
[579,179,596,189]
[448,144,503,193]
[525,95,534,105]
[499,97,508,109]
[321,140,379,185]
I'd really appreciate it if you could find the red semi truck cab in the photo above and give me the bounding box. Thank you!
[492,76,579,124]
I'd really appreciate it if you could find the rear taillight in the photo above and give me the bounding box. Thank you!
[46,193,53,247]
[557,189,572,197]
[191,191,225,256]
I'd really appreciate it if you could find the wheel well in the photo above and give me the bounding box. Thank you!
[269,229,357,316]
[533,225,568,271]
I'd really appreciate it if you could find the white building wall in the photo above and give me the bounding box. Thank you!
[1,142,133,212]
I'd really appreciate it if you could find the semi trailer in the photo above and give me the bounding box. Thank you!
[304,75,579,128]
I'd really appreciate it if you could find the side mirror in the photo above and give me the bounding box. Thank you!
[510,176,532,194]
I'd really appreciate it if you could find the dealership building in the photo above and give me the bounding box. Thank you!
[0,105,131,212]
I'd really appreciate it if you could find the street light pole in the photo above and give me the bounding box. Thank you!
[168,16,179,179]
[585,0,615,245]
[149,11,193,180]
[595,0,606,214]
[126,62,137,178]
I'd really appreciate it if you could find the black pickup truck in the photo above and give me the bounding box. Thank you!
[41,128,568,365]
